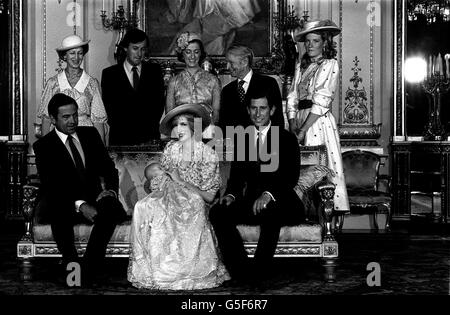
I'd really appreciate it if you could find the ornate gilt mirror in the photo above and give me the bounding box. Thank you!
[394,0,450,141]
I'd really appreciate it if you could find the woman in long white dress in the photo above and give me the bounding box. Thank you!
[127,104,229,290]
[287,19,349,212]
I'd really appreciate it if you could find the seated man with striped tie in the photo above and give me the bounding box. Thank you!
[33,93,127,287]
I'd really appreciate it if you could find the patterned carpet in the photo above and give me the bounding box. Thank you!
[1,221,449,296]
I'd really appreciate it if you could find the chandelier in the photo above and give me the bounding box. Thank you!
[407,0,450,24]
[100,0,138,31]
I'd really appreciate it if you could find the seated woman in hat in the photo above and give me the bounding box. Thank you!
[286,19,349,213]
[165,32,221,139]
[128,103,229,290]
[35,35,108,144]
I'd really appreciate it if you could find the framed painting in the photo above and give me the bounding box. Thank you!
[137,0,284,74]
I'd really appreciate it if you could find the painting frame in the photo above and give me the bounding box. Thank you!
[136,0,284,74]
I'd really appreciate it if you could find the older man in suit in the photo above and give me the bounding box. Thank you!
[33,93,126,286]
[218,44,285,130]
[210,88,304,283]
[101,28,165,145]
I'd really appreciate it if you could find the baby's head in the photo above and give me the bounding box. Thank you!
[144,161,164,180]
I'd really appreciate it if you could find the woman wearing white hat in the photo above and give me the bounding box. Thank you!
[287,19,349,213]
[36,34,108,144]
[128,103,229,290]
[165,31,221,139]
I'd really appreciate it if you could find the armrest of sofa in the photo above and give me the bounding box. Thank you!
[21,177,40,241]
[315,179,336,241]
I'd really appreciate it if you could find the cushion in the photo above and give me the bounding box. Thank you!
[237,223,322,243]
[294,165,335,218]
[33,220,132,243]
[33,221,323,244]
[296,165,335,192]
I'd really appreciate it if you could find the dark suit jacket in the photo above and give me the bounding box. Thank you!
[225,126,303,214]
[101,61,165,145]
[219,73,285,130]
[33,127,119,222]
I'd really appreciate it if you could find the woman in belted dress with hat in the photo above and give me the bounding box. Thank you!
[287,19,349,213]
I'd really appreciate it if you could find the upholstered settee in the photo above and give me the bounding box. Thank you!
[17,143,338,282]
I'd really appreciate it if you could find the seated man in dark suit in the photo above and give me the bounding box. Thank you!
[33,93,127,286]
[218,44,285,130]
[210,88,304,283]
[101,28,165,145]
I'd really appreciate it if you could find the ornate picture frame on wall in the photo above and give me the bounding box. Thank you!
[138,0,285,75]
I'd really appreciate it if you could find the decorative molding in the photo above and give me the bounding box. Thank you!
[245,244,322,256]
[6,142,28,219]
[17,244,33,257]
[339,123,381,139]
[11,0,24,136]
[42,0,47,88]
[343,56,369,124]
[323,244,338,257]
[339,0,343,123]
[369,0,374,126]
[341,139,380,147]
[394,0,406,139]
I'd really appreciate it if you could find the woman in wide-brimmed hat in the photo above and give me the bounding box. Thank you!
[128,103,230,290]
[287,19,349,213]
[165,32,221,139]
[36,34,108,144]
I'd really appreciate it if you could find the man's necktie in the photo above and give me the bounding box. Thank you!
[237,80,246,104]
[132,66,140,91]
[67,135,86,180]
[256,131,261,161]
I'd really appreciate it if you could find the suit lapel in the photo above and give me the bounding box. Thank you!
[118,63,134,92]
[49,130,77,171]
[245,73,258,103]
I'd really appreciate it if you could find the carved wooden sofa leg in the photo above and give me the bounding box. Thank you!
[317,180,338,282]
[322,257,338,283]
[17,184,39,281]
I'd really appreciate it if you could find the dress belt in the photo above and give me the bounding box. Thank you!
[298,100,313,110]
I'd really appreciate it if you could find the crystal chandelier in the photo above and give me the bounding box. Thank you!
[407,0,450,24]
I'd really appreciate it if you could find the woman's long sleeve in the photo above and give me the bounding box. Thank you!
[37,76,59,124]
[310,59,339,116]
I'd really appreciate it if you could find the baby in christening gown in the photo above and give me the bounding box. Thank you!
[128,161,228,290]
[143,161,205,230]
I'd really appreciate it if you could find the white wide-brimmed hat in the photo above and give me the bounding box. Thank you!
[294,19,341,42]
[56,34,90,52]
[159,103,211,137]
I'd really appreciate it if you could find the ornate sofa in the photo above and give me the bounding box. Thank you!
[17,142,338,282]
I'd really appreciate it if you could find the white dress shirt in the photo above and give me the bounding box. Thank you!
[123,59,142,87]
[238,69,253,93]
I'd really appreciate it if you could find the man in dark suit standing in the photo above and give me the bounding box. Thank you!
[33,93,127,286]
[210,89,304,283]
[218,44,285,130]
[101,28,165,146]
